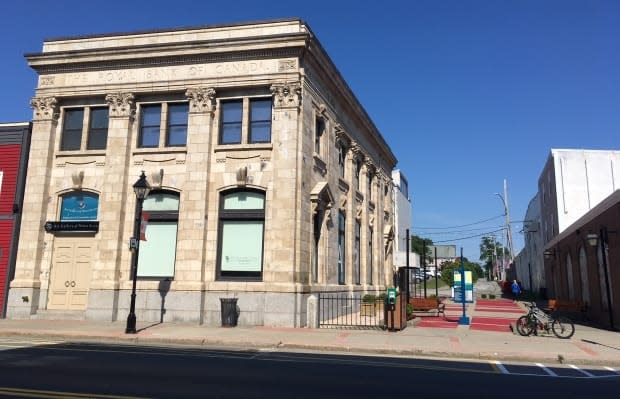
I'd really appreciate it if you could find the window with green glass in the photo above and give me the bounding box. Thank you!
[137,192,179,278]
[217,190,265,280]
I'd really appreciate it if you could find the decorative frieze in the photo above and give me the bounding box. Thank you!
[30,97,58,121]
[185,87,216,114]
[350,143,365,163]
[105,93,135,118]
[270,82,302,109]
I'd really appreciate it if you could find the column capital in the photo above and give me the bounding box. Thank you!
[185,87,216,114]
[30,97,58,121]
[270,82,302,109]
[105,92,135,118]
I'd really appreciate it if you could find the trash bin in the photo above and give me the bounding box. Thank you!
[220,298,238,327]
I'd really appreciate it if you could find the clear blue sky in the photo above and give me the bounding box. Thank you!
[1,0,618,262]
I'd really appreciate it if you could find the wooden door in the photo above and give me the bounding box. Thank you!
[48,239,92,310]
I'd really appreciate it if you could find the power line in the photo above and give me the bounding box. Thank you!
[431,228,506,243]
[416,225,505,235]
[414,214,504,230]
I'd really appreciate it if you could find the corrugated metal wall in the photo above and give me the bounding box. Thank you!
[0,123,30,317]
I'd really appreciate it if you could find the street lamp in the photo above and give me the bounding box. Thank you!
[126,171,151,334]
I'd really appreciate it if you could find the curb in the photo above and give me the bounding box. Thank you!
[1,329,618,368]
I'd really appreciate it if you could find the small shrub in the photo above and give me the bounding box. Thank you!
[406,303,413,316]
[481,294,487,299]
[489,294,496,299]
[362,294,376,302]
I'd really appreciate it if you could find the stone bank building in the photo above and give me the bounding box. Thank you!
[7,19,397,327]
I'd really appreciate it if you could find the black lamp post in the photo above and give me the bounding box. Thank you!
[126,171,150,334]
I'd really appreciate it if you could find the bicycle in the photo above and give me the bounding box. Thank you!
[516,301,575,339]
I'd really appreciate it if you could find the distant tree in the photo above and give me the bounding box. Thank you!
[440,257,483,287]
[410,235,433,264]
[479,236,509,278]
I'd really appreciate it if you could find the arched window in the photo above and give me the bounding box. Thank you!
[217,189,265,280]
[566,253,575,300]
[138,191,179,278]
[578,246,590,305]
[60,192,99,221]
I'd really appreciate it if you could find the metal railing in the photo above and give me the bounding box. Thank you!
[318,292,386,329]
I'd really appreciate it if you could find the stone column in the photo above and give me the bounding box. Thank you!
[86,93,135,320]
[7,97,58,318]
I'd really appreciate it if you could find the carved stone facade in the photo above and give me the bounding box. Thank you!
[7,19,397,327]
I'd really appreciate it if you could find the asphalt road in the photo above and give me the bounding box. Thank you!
[0,338,617,398]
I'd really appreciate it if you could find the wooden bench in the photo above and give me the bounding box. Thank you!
[409,298,445,317]
[545,299,587,318]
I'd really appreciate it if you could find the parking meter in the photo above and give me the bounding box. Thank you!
[387,288,397,311]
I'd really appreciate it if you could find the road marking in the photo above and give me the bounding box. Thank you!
[569,364,595,377]
[536,363,558,376]
[0,386,149,399]
[490,360,510,374]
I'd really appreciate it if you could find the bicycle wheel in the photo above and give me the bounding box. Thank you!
[516,315,534,336]
[551,316,575,339]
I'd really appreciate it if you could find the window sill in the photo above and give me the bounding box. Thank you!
[132,147,187,156]
[338,178,350,193]
[56,150,107,158]
[214,143,273,152]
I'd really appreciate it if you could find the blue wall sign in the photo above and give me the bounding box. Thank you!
[60,193,99,221]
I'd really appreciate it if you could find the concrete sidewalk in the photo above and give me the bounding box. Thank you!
[0,310,618,367]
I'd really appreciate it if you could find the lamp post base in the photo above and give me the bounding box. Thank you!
[126,314,137,334]
[459,316,470,325]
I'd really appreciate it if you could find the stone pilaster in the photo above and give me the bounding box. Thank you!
[7,97,59,317]
[90,93,136,293]
[172,88,216,291]
[269,82,301,283]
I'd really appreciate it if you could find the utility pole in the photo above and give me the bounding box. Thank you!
[504,179,515,264]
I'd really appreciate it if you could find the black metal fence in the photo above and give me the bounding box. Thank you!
[318,292,386,329]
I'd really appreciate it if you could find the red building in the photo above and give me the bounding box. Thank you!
[0,122,31,317]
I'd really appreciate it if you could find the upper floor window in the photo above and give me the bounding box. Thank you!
[338,146,347,179]
[315,117,325,155]
[60,107,109,151]
[139,102,188,148]
[219,97,272,145]
[354,160,362,192]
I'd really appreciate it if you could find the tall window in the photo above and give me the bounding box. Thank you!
[354,220,361,285]
[219,97,272,145]
[138,192,179,278]
[566,253,575,300]
[140,105,162,147]
[139,103,188,148]
[220,100,243,144]
[61,107,109,151]
[354,160,362,191]
[61,109,84,151]
[368,227,373,285]
[249,98,272,143]
[167,103,189,146]
[312,211,321,283]
[217,190,265,280]
[315,117,325,155]
[367,173,373,201]
[578,246,590,305]
[338,211,346,285]
[87,108,109,150]
[338,146,347,179]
